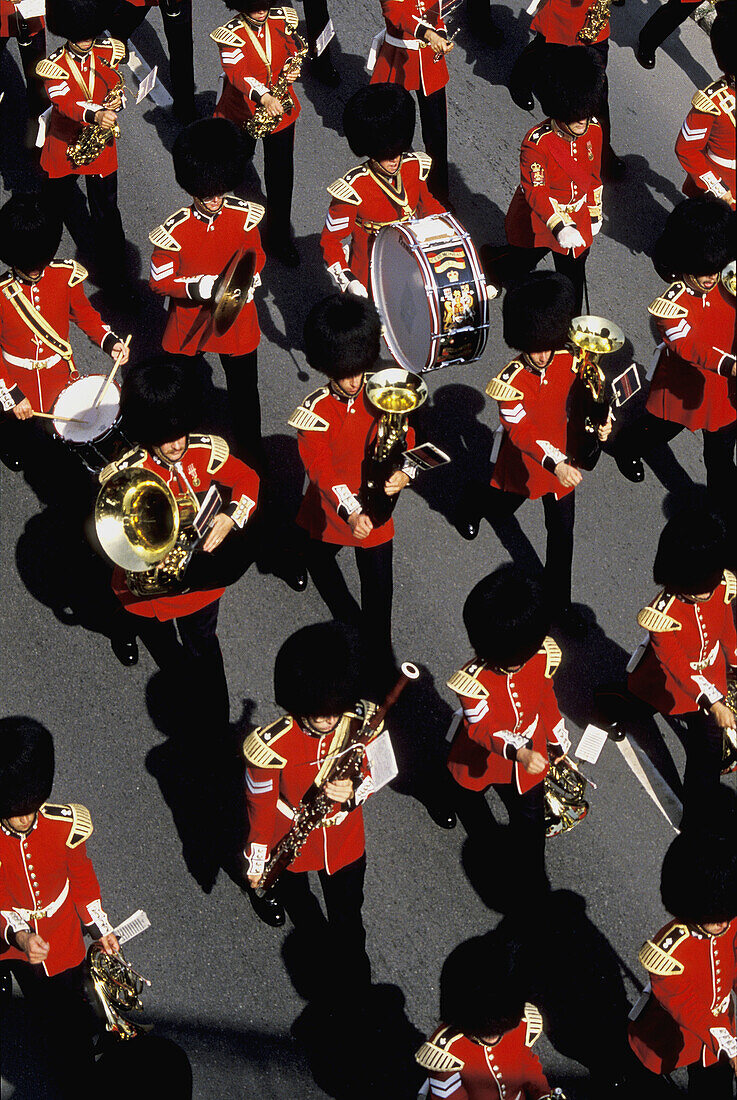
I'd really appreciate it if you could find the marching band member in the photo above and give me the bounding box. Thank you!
[0,0,47,123]
[290,294,416,692]
[107,0,196,123]
[368,0,453,203]
[459,273,611,630]
[629,831,737,1097]
[674,4,735,209]
[320,83,444,299]
[36,0,128,292]
[502,44,605,313]
[211,0,305,266]
[148,117,266,467]
[242,621,374,997]
[0,192,129,471]
[626,508,736,826]
[0,717,119,1095]
[636,0,703,72]
[298,0,339,85]
[446,567,570,900]
[101,355,260,731]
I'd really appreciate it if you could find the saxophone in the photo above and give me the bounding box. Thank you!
[577,0,611,45]
[66,65,125,168]
[246,34,307,139]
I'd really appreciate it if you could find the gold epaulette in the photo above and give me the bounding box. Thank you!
[49,260,88,287]
[639,924,689,976]
[98,447,147,485]
[486,360,524,402]
[523,1003,544,1047]
[415,1030,465,1072]
[149,207,190,251]
[406,150,432,180]
[288,386,331,431]
[447,662,489,699]
[221,196,265,232]
[637,592,681,633]
[210,21,244,47]
[99,36,126,65]
[272,6,299,30]
[36,56,69,80]
[187,432,230,473]
[327,168,366,205]
[242,717,292,768]
[723,569,736,603]
[529,121,553,145]
[0,272,12,290]
[541,636,561,678]
[41,803,93,848]
[648,281,689,320]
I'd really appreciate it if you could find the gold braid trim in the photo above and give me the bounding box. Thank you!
[415,1030,465,1072]
[447,664,489,699]
[242,717,292,768]
[542,637,561,678]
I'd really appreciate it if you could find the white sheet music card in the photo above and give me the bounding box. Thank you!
[136,65,159,104]
[526,0,544,13]
[576,725,608,765]
[17,0,46,17]
[113,909,151,946]
[366,731,398,792]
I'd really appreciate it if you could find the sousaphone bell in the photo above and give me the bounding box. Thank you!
[361,367,428,525]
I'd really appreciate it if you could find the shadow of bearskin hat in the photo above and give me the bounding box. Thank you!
[463,564,551,670]
[439,933,526,1038]
[503,272,576,353]
[273,622,363,718]
[653,507,726,596]
[46,0,113,41]
[710,3,735,76]
[0,193,62,275]
[343,83,416,161]
[120,354,201,449]
[652,195,735,280]
[303,293,382,380]
[661,832,737,925]
[0,718,55,819]
[172,118,250,200]
[534,44,605,124]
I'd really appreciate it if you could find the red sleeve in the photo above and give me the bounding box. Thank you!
[723,600,737,668]
[298,427,361,527]
[656,311,733,375]
[69,281,114,349]
[42,69,99,125]
[427,1070,469,1100]
[518,139,564,237]
[496,393,568,473]
[518,1044,552,1098]
[675,107,725,195]
[66,840,106,928]
[218,42,267,102]
[418,179,445,217]
[320,198,360,273]
[648,627,724,710]
[540,672,569,755]
[215,450,260,528]
[454,690,521,762]
[246,225,266,279]
[244,764,280,866]
[149,243,192,299]
[650,965,736,1062]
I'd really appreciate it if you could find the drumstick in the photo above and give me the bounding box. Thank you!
[93,334,131,409]
[33,411,89,424]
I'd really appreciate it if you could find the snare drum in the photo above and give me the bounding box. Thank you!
[371,213,490,374]
[52,374,129,473]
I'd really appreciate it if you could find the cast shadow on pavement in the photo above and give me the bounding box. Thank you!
[0,55,44,193]
[601,153,684,258]
[254,231,335,360]
[300,47,374,138]
[455,2,529,90]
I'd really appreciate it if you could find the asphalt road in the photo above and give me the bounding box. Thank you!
[0,2,732,1097]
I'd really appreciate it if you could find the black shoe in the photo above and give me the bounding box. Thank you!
[265,238,300,267]
[310,52,341,87]
[635,42,656,70]
[457,516,479,540]
[614,453,645,483]
[0,446,22,472]
[284,565,308,592]
[111,636,139,666]
[425,801,457,829]
[509,86,534,111]
[602,152,626,181]
[244,886,285,927]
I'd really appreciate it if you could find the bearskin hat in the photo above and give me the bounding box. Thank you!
[120,355,200,448]
[439,934,526,1038]
[0,718,55,819]
[653,196,734,279]
[463,565,550,669]
[503,272,576,353]
[342,84,416,161]
[535,44,605,123]
[0,193,62,275]
[710,3,735,76]
[660,833,737,924]
[172,119,250,200]
[46,0,113,41]
[273,622,363,718]
[303,293,382,380]
[653,508,726,596]
[224,0,270,12]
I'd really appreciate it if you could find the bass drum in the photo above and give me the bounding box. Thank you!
[370,213,490,374]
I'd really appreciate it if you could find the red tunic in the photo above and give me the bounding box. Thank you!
[506,119,603,256]
[487,351,579,501]
[370,0,449,97]
[627,571,737,716]
[531,0,610,45]
[675,78,736,203]
[1,1,44,37]
[320,152,444,289]
[645,280,736,432]
[148,198,265,357]
[36,37,124,179]
[629,919,737,1073]
[447,639,570,795]
[0,262,114,414]
[416,1007,551,1100]
[291,380,415,548]
[0,805,110,978]
[104,434,260,621]
[211,9,302,136]
[242,708,375,876]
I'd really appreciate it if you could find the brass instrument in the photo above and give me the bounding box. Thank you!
[544,757,589,837]
[246,34,307,139]
[577,0,611,44]
[85,944,151,1040]
[568,314,624,469]
[66,65,124,168]
[361,367,428,525]
[722,670,737,775]
[721,260,736,298]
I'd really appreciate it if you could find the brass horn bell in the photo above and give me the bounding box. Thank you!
[721,260,736,298]
[569,315,625,358]
[94,468,180,572]
[365,367,429,417]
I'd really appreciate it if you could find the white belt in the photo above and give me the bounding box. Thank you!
[3,351,62,370]
[708,151,736,170]
[367,27,420,73]
[385,32,421,50]
[14,879,69,922]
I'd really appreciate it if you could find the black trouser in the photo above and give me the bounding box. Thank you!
[680,709,725,831]
[43,172,126,284]
[243,124,296,248]
[495,244,589,315]
[277,854,371,995]
[418,86,448,205]
[638,0,700,57]
[219,349,263,469]
[0,25,47,117]
[107,0,195,116]
[687,1057,735,1100]
[298,0,332,54]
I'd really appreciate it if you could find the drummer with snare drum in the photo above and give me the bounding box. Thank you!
[320,83,445,301]
[0,193,130,473]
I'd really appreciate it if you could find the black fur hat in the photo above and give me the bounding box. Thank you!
[660,833,737,924]
[535,44,605,123]
[503,272,576,353]
[273,622,363,718]
[303,293,382,380]
[653,196,734,279]
[710,4,735,76]
[46,0,112,40]
[342,84,416,160]
[463,565,550,669]
[224,0,271,11]
[120,355,200,448]
[653,508,726,595]
[0,718,55,819]
[172,119,250,200]
[439,934,526,1038]
[0,193,62,274]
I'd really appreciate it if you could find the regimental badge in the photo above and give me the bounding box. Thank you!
[530,162,545,187]
[587,141,593,160]
[188,463,200,487]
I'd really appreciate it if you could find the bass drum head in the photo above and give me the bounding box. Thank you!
[371,226,432,373]
[53,375,120,443]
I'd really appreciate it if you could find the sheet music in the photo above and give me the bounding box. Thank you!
[113,909,151,946]
[575,724,609,765]
[136,65,159,105]
[366,731,398,792]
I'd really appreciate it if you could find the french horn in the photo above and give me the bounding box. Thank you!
[85,944,151,1040]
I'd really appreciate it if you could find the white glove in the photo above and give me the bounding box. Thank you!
[591,220,602,236]
[557,226,587,251]
[245,271,261,304]
[347,279,368,298]
[327,261,351,293]
[188,274,217,302]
